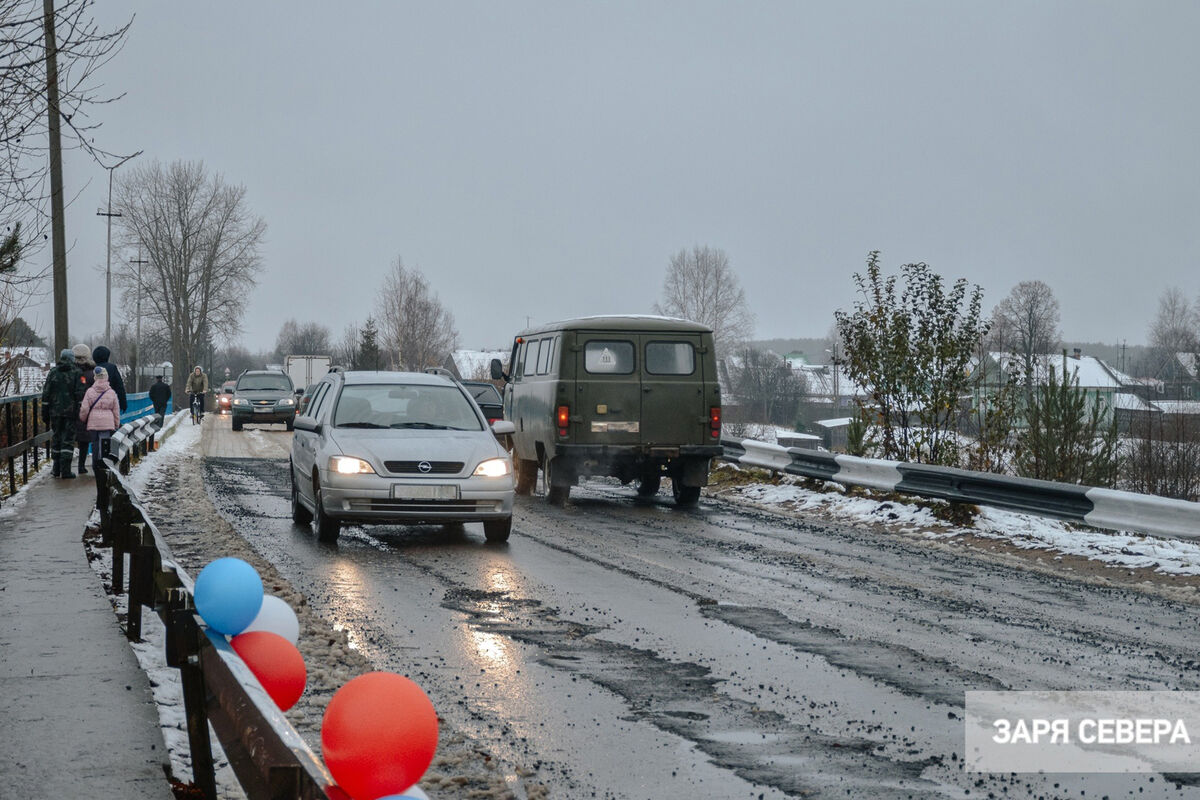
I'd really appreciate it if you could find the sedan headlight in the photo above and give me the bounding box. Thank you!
[233,397,249,406]
[330,456,376,475]
[472,457,511,478]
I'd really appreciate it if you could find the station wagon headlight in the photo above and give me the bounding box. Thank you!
[233,397,249,406]
[472,458,511,478]
[280,397,295,406]
[330,456,375,475]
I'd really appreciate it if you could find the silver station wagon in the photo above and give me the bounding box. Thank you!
[289,369,517,543]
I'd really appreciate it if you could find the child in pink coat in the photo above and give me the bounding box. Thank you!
[79,365,121,481]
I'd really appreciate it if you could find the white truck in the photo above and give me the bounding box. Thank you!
[284,354,332,393]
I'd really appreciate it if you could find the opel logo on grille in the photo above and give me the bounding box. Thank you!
[418,460,432,473]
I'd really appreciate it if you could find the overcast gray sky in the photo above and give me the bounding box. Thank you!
[23,1,1200,353]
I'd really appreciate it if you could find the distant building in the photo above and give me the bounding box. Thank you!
[444,349,510,381]
[0,348,51,396]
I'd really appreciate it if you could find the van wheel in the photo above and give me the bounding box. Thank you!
[544,457,570,506]
[515,459,538,495]
[672,481,701,507]
[290,462,312,524]
[483,517,512,543]
[314,480,340,542]
[636,471,661,497]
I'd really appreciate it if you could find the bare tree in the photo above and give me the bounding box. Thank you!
[376,258,458,370]
[113,160,265,400]
[274,318,331,358]
[1147,287,1200,381]
[729,347,806,426]
[1,1,133,260]
[989,280,1061,372]
[331,321,359,369]
[654,245,754,354]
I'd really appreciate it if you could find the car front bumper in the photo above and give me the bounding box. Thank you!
[233,407,296,424]
[319,471,514,525]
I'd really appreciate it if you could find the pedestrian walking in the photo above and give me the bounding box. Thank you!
[72,343,95,474]
[40,349,85,478]
[91,345,128,413]
[79,365,121,509]
[149,374,171,417]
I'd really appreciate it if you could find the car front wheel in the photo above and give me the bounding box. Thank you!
[313,478,340,542]
[483,516,512,543]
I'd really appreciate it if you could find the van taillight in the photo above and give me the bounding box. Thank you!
[710,406,721,438]
[557,405,569,436]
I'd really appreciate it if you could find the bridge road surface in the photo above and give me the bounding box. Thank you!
[188,413,1200,798]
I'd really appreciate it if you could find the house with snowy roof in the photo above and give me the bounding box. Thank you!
[443,348,510,381]
[0,348,51,396]
[974,350,1151,430]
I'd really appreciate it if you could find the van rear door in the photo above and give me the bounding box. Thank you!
[575,336,641,446]
[640,333,707,446]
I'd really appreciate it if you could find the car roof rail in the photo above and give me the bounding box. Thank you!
[423,366,458,381]
[328,365,345,374]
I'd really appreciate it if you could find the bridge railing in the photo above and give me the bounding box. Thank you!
[720,437,1200,540]
[0,392,50,503]
[99,414,347,800]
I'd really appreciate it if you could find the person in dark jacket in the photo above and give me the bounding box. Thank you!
[149,374,172,417]
[91,345,127,413]
[72,343,95,474]
[40,349,85,478]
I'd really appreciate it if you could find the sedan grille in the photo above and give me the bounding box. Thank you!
[384,460,465,475]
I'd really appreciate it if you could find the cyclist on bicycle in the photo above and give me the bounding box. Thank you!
[185,365,209,422]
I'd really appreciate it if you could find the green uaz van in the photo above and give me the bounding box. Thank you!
[491,315,722,506]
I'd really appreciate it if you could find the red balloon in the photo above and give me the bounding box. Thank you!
[321,672,439,800]
[230,631,307,711]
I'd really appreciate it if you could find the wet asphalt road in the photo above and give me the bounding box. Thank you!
[199,425,1200,799]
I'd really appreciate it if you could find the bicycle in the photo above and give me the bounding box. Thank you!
[190,393,204,425]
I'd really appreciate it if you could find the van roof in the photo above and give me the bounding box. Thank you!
[520,315,712,335]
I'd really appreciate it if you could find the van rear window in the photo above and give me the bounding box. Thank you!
[584,340,634,374]
[645,342,695,375]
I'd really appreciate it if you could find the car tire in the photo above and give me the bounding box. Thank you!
[514,459,537,496]
[636,471,661,497]
[232,418,243,431]
[313,480,340,542]
[672,480,701,507]
[483,516,512,543]
[285,416,294,432]
[544,456,570,506]
[290,462,312,525]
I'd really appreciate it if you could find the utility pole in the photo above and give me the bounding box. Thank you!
[130,252,149,392]
[43,0,68,352]
[97,153,139,341]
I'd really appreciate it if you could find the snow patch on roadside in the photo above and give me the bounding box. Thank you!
[718,470,1200,578]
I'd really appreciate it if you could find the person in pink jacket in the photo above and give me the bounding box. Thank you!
[79,365,121,507]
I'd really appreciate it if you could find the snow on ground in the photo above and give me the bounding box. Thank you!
[713,463,1200,578]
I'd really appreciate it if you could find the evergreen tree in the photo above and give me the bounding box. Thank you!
[1015,361,1120,486]
[356,317,381,370]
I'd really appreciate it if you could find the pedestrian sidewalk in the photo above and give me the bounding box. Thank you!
[0,469,172,799]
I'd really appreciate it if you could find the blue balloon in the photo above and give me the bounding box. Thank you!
[378,788,429,800]
[194,557,264,635]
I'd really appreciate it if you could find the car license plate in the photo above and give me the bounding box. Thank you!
[392,484,458,500]
[254,407,272,413]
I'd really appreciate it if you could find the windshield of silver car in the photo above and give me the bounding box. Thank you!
[332,384,483,431]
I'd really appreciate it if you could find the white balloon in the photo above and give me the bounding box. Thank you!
[242,594,300,644]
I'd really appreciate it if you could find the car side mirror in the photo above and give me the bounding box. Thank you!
[490,420,516,436]
[490,358,508,382]
[295,387,304,396]
[293,416,322,434]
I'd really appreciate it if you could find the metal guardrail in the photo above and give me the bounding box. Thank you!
[720,437,1200,540]
[99,414,346,800]
[0,392,50,501]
